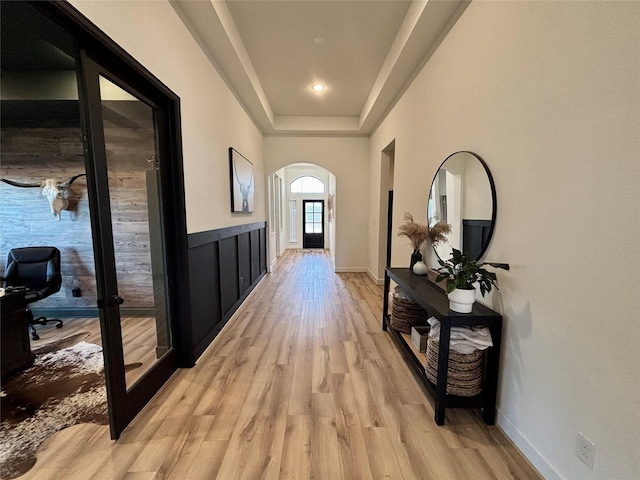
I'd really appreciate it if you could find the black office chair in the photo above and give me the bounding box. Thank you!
[2,247,63,340]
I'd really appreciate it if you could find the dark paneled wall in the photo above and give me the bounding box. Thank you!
[188,222,267,359]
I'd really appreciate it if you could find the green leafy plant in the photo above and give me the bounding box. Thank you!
[435,248,510,296]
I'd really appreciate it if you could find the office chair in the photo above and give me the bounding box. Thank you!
[3,247,63,340]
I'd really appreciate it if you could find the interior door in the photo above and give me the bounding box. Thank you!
[302,200,324,249]
[79,52,178,439]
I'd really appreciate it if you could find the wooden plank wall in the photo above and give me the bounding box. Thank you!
[0,120,156,313]
[102,122,156,310]
[0,124,95,311]
[187,222,267,359]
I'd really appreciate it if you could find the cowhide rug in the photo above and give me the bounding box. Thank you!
[0,333,108,479]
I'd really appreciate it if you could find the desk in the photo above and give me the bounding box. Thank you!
[1,290,34,378]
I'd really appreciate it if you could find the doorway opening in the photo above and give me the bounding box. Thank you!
[378,140,395,279]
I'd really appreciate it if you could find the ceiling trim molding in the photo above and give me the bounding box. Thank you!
[172,0,468,137]
[210,0,274,126]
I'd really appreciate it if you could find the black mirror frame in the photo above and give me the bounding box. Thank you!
[429,151,497,262]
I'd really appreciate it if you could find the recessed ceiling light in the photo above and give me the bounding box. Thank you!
[311,84,325,92]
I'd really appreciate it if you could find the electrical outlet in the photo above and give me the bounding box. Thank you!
[575,432,596,469]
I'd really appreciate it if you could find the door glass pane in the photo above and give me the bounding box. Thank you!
[99,75,170,391]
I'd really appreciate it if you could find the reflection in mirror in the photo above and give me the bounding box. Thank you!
[428,151,495,262]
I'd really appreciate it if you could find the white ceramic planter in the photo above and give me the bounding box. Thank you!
[448,288,476,313]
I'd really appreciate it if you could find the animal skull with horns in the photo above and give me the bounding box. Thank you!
[0,173,87,220]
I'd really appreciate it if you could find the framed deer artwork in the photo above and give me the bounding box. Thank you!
[229,148,254,213]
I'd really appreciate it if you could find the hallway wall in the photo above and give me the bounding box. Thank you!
[70,0,266,235]
[368,2,639,479]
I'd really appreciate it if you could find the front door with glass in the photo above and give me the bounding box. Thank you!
[302,200,324,249]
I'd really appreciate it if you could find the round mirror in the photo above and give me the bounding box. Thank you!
[428,151,496,262]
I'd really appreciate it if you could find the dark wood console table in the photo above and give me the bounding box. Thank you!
[1,290,34,379]
[382,267,502,425]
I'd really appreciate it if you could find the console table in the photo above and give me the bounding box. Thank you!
[1,290,34,379]
[382,267,502,425]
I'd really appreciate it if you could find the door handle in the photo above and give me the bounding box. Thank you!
[110,295,125,305]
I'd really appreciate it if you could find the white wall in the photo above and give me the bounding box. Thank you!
[264,136,369,271]
[369,2,639,479]
[70,0,266,234]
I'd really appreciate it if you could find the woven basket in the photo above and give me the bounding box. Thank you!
[390,289,429,334]
[425,337,485,396]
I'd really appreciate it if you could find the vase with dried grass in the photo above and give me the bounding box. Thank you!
[397,212,451,272]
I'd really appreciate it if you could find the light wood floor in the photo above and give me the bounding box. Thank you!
[19,249,542,480]
[29,316,160,388]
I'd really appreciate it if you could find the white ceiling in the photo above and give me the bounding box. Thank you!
[171,1,469,136]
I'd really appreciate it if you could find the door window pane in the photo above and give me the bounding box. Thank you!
[99,76,171,391]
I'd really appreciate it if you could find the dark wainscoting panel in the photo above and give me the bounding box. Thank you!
[219,237,240,314]
[238,233,251,293]
[187,242,221,348]
[250,229,260,283]
[187,221,267,359]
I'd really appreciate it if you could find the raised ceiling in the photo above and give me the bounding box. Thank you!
[171,0,469,136]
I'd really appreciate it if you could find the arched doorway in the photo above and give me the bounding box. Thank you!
[267,163,336,265]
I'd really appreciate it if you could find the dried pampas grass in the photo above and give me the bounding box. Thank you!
[397,212,451,251]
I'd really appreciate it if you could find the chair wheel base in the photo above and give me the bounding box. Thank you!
[29,315,64,339]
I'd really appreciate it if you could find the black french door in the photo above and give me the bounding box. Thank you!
[78,52,182,439]
[11,0,191,441]
[302,200,324,249]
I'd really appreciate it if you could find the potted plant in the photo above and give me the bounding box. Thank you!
[435,248,510,313]
[397,212,451,274]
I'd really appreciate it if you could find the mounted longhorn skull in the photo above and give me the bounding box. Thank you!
[0,173,87,220]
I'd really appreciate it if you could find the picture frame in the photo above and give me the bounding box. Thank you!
[229,147,254,213]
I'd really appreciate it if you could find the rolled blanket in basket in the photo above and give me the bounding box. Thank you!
[427,316,492,354]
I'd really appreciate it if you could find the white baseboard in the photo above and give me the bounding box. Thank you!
[497,408,562,480]
[334,267,367,273]
[366,268,384,285]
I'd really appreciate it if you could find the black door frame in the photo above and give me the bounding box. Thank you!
[31,1,192,438]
